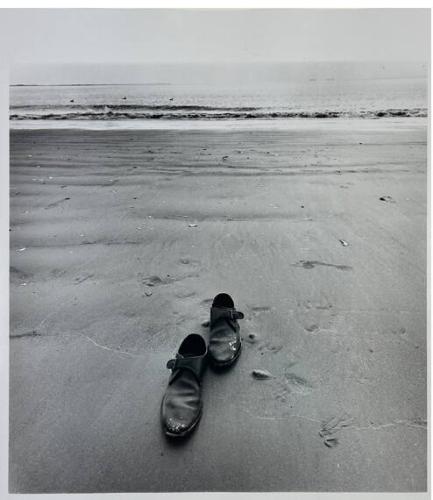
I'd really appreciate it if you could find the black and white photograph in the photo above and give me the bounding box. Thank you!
[3,6,430,494]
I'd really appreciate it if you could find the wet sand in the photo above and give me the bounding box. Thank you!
[9,119,427,492]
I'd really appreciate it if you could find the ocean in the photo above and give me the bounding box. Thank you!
[9,62,428,129]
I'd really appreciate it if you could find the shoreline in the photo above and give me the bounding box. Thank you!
[9,116,428,131]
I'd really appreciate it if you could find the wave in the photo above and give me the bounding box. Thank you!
[11,103,260,112]
[9,104,428,121]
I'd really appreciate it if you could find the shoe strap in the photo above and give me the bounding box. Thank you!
[231,309,244,320]
[167,355,205,383]
[211,307,244,321]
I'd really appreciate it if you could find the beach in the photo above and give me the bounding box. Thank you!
[9,119,427,492]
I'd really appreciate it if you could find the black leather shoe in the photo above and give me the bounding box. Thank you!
[161,333,207,438]
[209,293,244,367]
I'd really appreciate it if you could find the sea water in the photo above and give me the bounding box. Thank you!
[10,62,428,129]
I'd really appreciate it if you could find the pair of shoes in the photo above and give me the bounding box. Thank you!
[161,293,244,438]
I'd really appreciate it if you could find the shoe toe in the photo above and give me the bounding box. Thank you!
[209,338,240,365]
[164,416,191,436]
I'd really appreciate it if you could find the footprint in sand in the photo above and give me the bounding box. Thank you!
[243,306,283,355]
[272,370,313,402]
[391,326,407,337]
[319,413,354,448]
[351,355,374,386]
[324,438,338,448]
[174,290,197,299]
[305,324,319,333]
[253,360,312,403]
[244,331,282,355]
[171,258,202,297]
[298,300,333,311]
[303,318,338,336]
[138,268,200,288]
[300,301,337,336]
[295,260,352,271]
[246,305,273,325]
[258,341,283,354]
[74,273,94,285]
[140,275,168,287]
[284,371,313,394]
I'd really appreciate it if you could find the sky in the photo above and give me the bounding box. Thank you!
[0,9,429,84]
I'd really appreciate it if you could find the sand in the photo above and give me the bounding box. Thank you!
[9,119,427,492]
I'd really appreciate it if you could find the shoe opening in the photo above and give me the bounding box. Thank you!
[212,293,234,308]
[178,333,207,357]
